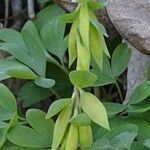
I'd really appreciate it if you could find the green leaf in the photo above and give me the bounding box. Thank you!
[6,67,38,80]
[0,106,12,121]
[90,24,103,70]
[143,139,150,148]
[34,4,65,32]
[60,10,79,23]
[0,43,34,74]
[111,132,137,149]
[129,81,150,104]
[7,125,50,148]
[18,81,53,107]
[81,92,109,130]
[0,84,17,113]
[91,19,108,37]
[40,18,67,59]
[91,55,115,86]
[21,21,46,77]
[0,121,7,129]
[103,102,126,116]
[111,43,131,77]
[69,70,97,88]
[88,0,108,11]
[46,98,72,119]
[0,29,22,43]
[2,146,46,150]
[26,109,54,136]
[70,113,91,126]
[0,128,7,148]
[0,59,35,81]
[7,109,54,148]
[34,77,55,88]
[128,100,150,113]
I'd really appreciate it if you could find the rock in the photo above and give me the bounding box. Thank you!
[107,0,150,55]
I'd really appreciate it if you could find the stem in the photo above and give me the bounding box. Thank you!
[50,88,61,99]
[115,81,123,102]
[46,53,69,75]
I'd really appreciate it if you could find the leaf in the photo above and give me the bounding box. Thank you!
[26,109,54,136]
[103,102,126,116]
[7,125,50,148]
[79,3,90,49]
[128,100,150,113]
[0,128,7,148]
[129,81,150,104]
[34,77,55,88]
[0,106,12,121]
[111,43,131,77]
[0,59,34,81]
[69,70,97,88]
[0,44,34,75]
[92,117,139,141]
[80,92,109,130]
[70,113,91,126]
[60,10,79,23]
[7,109,54,148]
[143,139,150,148]
[88,0,108,11]
[34,4,65,31]
[90,24,103,70]
[111,132,137,149]
[18,81,53,107]
[0,29,22,43]
[68,20,78,67]
[0,84,17,113]
[40,18,67,59]
[52,103,72,150]
[91,55,115,86]
[21,20,46,77]
[2,146,46,150]
[6,67,38,80]
[91,19,108,37]
[65,124,78,150]
[46,98,72,119]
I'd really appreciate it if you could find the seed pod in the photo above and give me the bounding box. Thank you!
[90,24,103,70]
[79,126,93,149]
[80,92,109,130]
[65,124,78,150]
[76,35,90,71]
[52,103,73,150]
[79,2,90,49]
[68,20,78,67]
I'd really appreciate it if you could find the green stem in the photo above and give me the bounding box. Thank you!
[115,81,123,102]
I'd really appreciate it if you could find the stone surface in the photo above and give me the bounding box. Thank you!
[107,0,150,55]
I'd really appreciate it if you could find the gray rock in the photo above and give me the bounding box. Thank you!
[107,0,150,55]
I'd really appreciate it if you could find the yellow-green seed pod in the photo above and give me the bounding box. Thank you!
[52,103,73,150]
[79,2,90,49]
[60,130,69,150]
[79,126,93,149]
[76,35,90,71]
[90,24,103,70]
[80,92,110,130]
[69,19,78,67]
[65,124,78,150]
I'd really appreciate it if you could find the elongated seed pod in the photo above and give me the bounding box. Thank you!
[52,103,73,150]
[65,124,78,150]
[79,126,93,149]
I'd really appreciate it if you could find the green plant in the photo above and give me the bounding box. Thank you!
[0,0,150,150]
